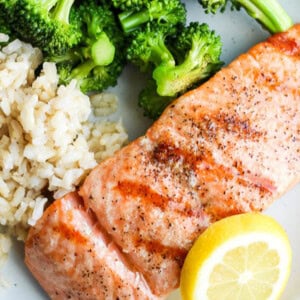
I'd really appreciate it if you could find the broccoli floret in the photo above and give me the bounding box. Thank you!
[199,0,293,34]
[128,22,222,117]
[153,22,222,96]
[7,0,81,55]
[75,58,124,93]
[118,0,186,33]
[0,17,12,37]
[0,1,15,38]
[126,23,176,72]
[112,0,146,10]
[48,0,126,93]
[199,0,227,13]
[139,79,175,119]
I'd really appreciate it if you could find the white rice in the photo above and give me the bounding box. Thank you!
[90,92,118,117]
[0,35,128,247]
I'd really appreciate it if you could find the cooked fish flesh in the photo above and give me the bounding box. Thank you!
[25,192,160,299]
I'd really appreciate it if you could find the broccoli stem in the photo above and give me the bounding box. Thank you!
[52,0,75,24]
[71,59,96,81]
[234,0,293,33]
[41,0,58,12]
[150,42,175,67]
[91,32,115,66]
[119,10,151,33]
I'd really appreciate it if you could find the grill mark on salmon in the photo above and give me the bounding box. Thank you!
[117,180,171,211]
[25,25,300,299]
[152,140,275,195]
[134,239,186,265]
[117,180,204,218]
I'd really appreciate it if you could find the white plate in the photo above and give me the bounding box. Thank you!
[1,1,299,299]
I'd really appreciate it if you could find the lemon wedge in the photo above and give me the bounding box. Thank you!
[180,213,292,300]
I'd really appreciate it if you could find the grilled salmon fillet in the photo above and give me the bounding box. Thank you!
[25,192,160,300]
[25,25,300,298]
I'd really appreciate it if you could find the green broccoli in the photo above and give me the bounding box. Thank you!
[48,0,126,93]
[138,79,175,119]
[127,22,222,117]
[112,0,146,10]
[199,0,227,13]
[6,0,81,55]
[0,1,15,38]
[126,23,176,72]
[199,0,293,34]
[154,22,222,96]
[128,22,222,97]
[117,0,186,34]
[0,18,12,37]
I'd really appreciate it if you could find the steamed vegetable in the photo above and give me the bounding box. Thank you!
[138,79,174,119]
[5,0,81,55]
[199,0,293,33]
[0,0,15,38]
[153,22,223,96]
[115,0,187,33]
[47,0,126,93]
[127,22,222,118]
[126,23,176,72]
